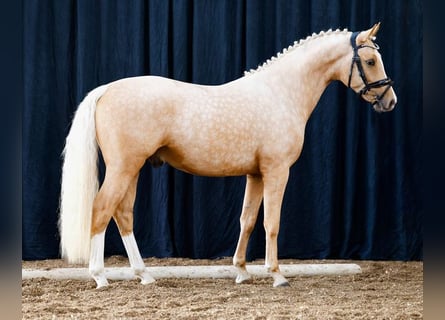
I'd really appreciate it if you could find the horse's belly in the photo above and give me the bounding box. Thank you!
[156,145,259,177]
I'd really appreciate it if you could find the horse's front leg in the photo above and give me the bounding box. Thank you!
[233,174,263,284]
[262,167,290,287]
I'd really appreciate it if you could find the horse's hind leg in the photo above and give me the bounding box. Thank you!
[233,174,263,284]
[113,175,155,285]
[89,167,138,288]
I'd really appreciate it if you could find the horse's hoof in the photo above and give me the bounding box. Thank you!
[94,277,109,289]
[274,281,290,287]
[136,270,156,285]
[272,273,290,287]
[235,271,252,284]
[140,276,156,285]
[236,275,253,284]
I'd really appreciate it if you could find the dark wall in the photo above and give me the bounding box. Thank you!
[23,0,422,261]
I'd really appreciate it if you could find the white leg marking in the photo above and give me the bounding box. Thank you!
[235,266,252,284]
[265,262,289,287]
[89,231,108,288]
[272,272,290,287]
[121,232,155,284]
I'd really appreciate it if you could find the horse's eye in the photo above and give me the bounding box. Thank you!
[366,59,375,66]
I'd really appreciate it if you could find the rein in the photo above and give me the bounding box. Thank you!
[347,32,393,105]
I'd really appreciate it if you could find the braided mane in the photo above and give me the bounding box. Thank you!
[244,28,349,76]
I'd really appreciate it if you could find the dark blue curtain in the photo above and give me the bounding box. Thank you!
[23,0,422,261]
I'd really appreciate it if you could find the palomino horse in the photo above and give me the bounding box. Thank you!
[59,23,396,288]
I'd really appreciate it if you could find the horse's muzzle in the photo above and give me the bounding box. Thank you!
[373,97,396,112]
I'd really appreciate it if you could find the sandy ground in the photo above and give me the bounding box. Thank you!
[22,256,423,319]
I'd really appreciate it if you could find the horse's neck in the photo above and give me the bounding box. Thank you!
[255,33,351,122]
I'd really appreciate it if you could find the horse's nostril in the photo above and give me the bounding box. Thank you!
[388,99,396,109]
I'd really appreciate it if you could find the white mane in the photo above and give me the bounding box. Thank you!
[244,28,349,76]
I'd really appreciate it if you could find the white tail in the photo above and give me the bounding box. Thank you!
[59,84,109,264]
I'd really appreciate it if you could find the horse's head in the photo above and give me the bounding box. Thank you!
[347,23,397,112]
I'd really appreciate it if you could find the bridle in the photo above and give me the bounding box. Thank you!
[347,31,393,106]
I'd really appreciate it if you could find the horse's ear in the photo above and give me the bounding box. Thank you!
[369,22,381,39]
[357,22,381,44]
